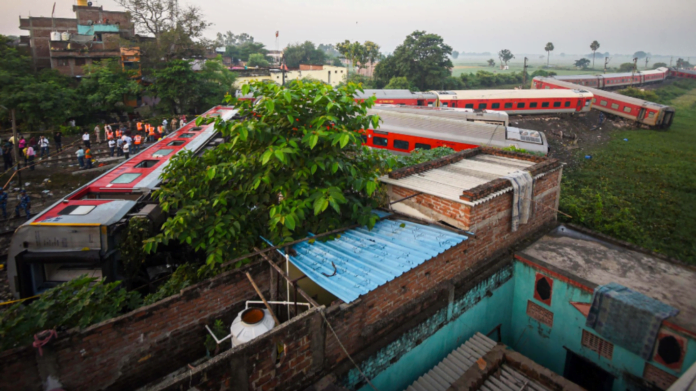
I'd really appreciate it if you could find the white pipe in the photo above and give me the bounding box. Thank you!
[205,324,232,345]
[245,300,310,309]
[285,251,290,319]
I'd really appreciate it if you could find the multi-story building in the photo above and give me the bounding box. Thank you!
[19,1,135,77]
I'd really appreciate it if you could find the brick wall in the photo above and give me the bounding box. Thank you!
[0,259,272,391]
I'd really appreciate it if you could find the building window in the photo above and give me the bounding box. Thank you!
[415,143,431,150]
[533,274,553,305]
[504,102,513,109]
[526,300,553,327]
[541,102,550,108]
[581,330,614,359]
[393,140,409,150]
[643,363,678,390]
[75,58,86,66]
[653,330,687,371]
[517,102,525,108]
[491,103,500,109]
[553,102,561,108]
[372,136,388,147]
[58,59,69,67]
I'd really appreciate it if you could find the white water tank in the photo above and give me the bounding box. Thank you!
[50,32,61,41]
[61,32,70,41]
[230,308,276,347]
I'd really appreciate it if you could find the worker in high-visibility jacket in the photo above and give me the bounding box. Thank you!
[133,134,142,153]
[115,128,122,139]
[137,122,143,132]
[148,125,156,142]
[156,126,163,140]
[105,125,114,141]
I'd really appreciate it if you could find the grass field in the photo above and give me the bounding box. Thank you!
[559,82,696,263]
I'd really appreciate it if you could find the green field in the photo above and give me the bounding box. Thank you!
[559,83,696,263]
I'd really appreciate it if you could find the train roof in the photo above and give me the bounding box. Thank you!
[369,105,509,121]
[534,77,672,109]
[371,108,544,146]
[556,68,669,80]
[31,106,237,225]
[356,89,436,100]
[673,68,696,75]
[433,89,593,100]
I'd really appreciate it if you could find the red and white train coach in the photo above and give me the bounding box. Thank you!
[7,106,238,299]
[432,89,593,114]
[532,77,675,128]
[670,68,696,79]
[553,68,669,89]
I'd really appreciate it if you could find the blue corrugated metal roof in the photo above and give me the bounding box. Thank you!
[289,219,467,303]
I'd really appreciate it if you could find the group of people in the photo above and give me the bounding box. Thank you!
[0,187,31,220]
[0,132,64,172]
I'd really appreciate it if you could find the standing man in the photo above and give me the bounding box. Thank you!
[122,140,130,159]
[54,130,63,152]
[76,146,85,168]
[94,124,102,144]
[26,144,36,170]
[133,133,142,153]
[105,124,113,142]
[0,187,7,219]
[108,138,116,157]
[85,147,93,169]
[39,136,49,158]
[162,118,169,135]
[116,137,123,157]
[148,125,155,142]
[115,127,122,140]
[3,143,12,170]
[15,190,31,220]
[82,131,91,148]
[171,117,178,132]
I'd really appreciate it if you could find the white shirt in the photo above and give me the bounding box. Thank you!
[108,140,115,148]
[82,134,90,141]
[123,143,130,152]
[162,120,168,127]
[39,138,49,147]
[125,136,133,145]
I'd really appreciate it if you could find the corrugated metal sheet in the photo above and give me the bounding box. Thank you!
[480,364,552,391]
[288,219,466,303]
[380,155,535,206]
[406,332,497,391]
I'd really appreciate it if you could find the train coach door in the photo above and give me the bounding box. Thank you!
[417,99,425,106]
[638,108,646,121]
[576,99,583,112]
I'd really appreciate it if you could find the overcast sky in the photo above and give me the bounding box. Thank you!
[2,0,695,58]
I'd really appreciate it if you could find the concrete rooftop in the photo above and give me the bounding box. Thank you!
[519,225,696,333]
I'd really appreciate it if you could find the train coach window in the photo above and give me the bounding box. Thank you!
[542,102,550,108]
[492,103,500,109]
[373,137,388,147]
[179,133,196,138]
[611,103,619,109]
[442,102,448,107]
[504,103,513,109]
[600,100,608,106]
[152,149,174,157]
[167,140,185,146]
[623,106,632,113]
[478,103,487,109]
[415,143,432,150]
[394,140,410,150]
[592,98,597,103]
[517,102,526,108]
[564,101,571,107]
[58,205,96,216]
[134,160,159,168]
[648,112,655,118]
[529,102,538,108]
[553,102,561,108]
[111,173,142,184]
[465,104,474,109]
[360,135,367,143]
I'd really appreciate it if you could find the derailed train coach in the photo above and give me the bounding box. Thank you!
[552,68,670,89]
[7,106,238,299]
[532,77,675,129]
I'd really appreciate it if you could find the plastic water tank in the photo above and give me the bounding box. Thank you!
[230,308,276,347]
[50,32,61,41]
[61,32,70,41]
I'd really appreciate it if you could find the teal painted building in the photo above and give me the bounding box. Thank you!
[345,226,696,391]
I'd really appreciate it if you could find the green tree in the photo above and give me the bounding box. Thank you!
[545,42,554,66]
[676,58,693,69]
[385,76,413,90]
[487,59,495,67]
[451,50,459,59]
[574,58,591,69]
[633,51,648,59]
[283,41,327,68]
[247,53,269,67]
[652,62,668,69]
[197,56,237,110]
[590,40,600,68]
[498,49,514,67]
[318,43,340,58]
[374,31,453,91]
[78,59,141,113]
[225,41,268,65]
[619,62,635,72]
[144,80,385,264]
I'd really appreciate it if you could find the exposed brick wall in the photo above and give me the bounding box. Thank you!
[0,259,272,391]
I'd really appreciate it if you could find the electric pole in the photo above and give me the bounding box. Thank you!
[604,57,609,74]
[670,56,673,67]
[632,57,638,86]
[645,57,649,70]
[523,57,528,87]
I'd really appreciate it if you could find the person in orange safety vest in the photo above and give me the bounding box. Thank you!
[137,122,143,132]
[156,126,163,140]
[133,134,142,153]
[115,128,122,138]
[105,127,114,140]
[147,125,155,142]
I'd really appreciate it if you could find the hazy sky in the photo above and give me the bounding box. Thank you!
[2,0,695,58]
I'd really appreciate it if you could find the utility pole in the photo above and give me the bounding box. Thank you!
[604,57,609,74]
[11,109,21,188]
[632,57,638,86]
[523,57,528,87]
[645,57,649,70]
[670,56,673,67]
